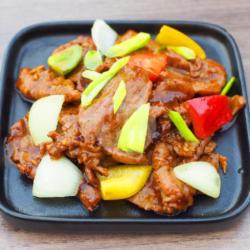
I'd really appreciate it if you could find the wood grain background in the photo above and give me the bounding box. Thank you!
[0,0,249,249]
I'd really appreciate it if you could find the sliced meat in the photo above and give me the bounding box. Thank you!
[78,180,101,211]
[129,142,196,215]
[165,132,198,158]
[129,134,224,215]
[96,58,116,73]
[116,30,137,44]
[8,31,247,215]
[6,107,103,211]
[166,49,203,76]
[46,105,106,211]
[150,78,195,104]
[16,66,81,103]
[163,50,227,95]
[151,142,174,170]
[153,166,196,215]
[46,105,80,159]
[128,175,162,213]
[152,142,196,214]
[46,105,107,177]
[53,36,95,54]
[5,116,45,179]
[79,65,152,165]
[6,107,82,179]
[229,95,246,116]
[116,30,160,53]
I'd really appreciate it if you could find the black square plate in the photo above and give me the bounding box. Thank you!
[0,21,250,230]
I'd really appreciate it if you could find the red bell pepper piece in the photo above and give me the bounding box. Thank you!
[129,53,167,81]
[185,95,233,139]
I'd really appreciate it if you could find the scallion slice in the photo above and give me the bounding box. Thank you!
[106,32,151,58]
[168,46,196,60]
[113,80,127,113]
[168,110,199,143]
[82,70,101,81]
[118,103,150,153]
[81,57,129,107]
[48,45,83,75]
[84,50,103,70]
[221,76,236,96]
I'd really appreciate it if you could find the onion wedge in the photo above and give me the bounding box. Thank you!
[91,19,118,55]
[33,154,82,198]
[174,161,221,198]
[28,95,64,145]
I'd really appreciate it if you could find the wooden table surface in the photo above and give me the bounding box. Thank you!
[0,0,250,249]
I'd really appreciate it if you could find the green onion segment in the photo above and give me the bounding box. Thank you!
[81,56,129,107]
[82,70,101,81]
[118,103,150,154]
[168,110,199,143]
[221,76,236,96]
[168,46,196,60]
[48,45,83,75]
[113,80,127,113]
[106,32,151,58]
[84,50,103,70]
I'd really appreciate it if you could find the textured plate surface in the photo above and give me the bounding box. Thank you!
[0,21,249,226]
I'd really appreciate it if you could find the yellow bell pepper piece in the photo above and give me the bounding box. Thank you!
[156,25,206,59]
[98,165,152,200]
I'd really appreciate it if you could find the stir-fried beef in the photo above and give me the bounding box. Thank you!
[16,66,81,103]
[152,141,196,215]
[52,36,95,54]
[45,105,105,211]
[128,175,162,213]
[78,180,101,211]
[150,77,195,104]
[5,116,45,179]
[229,95,246,115]
[7,30,247,215]
[162,53,227,96]
[79,65,152,165]
[129,142,196,214]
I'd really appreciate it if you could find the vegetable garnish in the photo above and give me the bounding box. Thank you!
[113,80,127,113]
[81,56,129,107]
[186,95,233,139]
[33,154,82,198]
[129,53,167,81]
[48,45,83,75]
[221,76,236,96]
[106,32,151,58]
[82,70,101,81]
[29,95,64,145]
[174,161,221,198]
[156,25,206,59]
[168,46,196,60]
[168,110,199,143]
[91,19,118,55]
[118,103,150,153]
[84,50,103,70]
[98,165,152,200]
